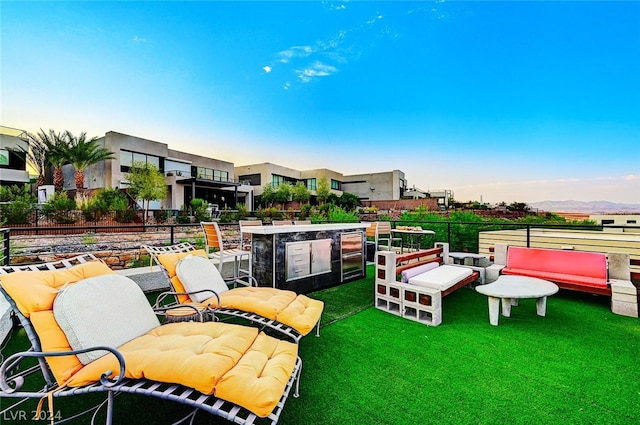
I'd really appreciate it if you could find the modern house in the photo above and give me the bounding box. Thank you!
[235,163,345,201]
[341,170,406,202]
[236,164,413,204]
[0,126,30,188]
[78,131,254,211]
[6,126,446,211]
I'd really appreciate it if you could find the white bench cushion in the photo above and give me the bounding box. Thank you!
[408,265,473,291]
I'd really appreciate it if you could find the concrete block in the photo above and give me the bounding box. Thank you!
[375,281,402,302]
[402,285,441,311]
[611,300,639,318]
[403,304,442,326]
[612,292,637,303]
[610,279,637,295]
[375,295,402,316]
[607,252,631,281]
[493,244,508,265]
[375,251,396,283]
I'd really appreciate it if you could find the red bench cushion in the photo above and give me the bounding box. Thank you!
[503,247,607,288]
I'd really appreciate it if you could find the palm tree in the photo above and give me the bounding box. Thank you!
[65,131,114,191]
[25,129,69,192]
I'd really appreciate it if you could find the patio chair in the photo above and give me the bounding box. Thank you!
[376,221,402,252]
[0,254,302,425]
[293,220,311,225]
[238,219,262,251]
[201,221,251,285]
[272,220,293,226]
[143,243,324,343]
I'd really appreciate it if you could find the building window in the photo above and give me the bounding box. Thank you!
[331,179,341,190]
[627,220,637,224]
[306,178,316,190]
[195,166,228,182]
[120,150,163,172]
[239,173,261,185]
[272,174,297,187]
[272,175,285,187]
[602,220,614,225]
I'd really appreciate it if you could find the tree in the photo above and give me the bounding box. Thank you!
[274,183,293,207]
[125,161,167,223]
[66,131,114,191]
[316,177,330,205]
[337,192,360,211]
[292,182,311,205]
[24,129,69,191]
[260,183,276,207]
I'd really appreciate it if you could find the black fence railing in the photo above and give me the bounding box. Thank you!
[0,228,9,266]
[5,220,638,269]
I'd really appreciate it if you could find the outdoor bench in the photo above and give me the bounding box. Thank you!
[375,243,480,326]
[487,245,638,317]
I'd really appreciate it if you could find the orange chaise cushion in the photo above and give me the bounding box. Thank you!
[0,261,115,384]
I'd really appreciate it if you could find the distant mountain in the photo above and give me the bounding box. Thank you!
[528,200,640,214]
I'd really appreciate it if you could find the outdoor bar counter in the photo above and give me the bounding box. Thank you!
[243,223,369,293]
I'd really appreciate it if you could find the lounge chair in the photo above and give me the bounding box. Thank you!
[0,254,301,425]
[143,243,324,343]
[201,221,251,285]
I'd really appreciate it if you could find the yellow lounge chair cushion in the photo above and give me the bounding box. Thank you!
[157,251,324,336]
[1,261,114,318]
[0,261,115,383]
[1,262,298,418]
[68,322,297,418]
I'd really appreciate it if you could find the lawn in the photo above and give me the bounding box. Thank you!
[1,266,639,424]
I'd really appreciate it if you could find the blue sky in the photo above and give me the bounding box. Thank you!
[2,1,639,204]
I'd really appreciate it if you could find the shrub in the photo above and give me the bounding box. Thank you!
[42,192,78,224]
[299,203,313,220]
[175,205,192,224]
[190,198,211,222]
[236,204,249,220]
[153,208,170,223]
[112,196,136,223]
[0,185,37,225]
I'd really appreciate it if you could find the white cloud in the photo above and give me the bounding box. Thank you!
[278,45,315,63]
[263,66,272,73]
[132,35,146,43]
[296,61,338,83]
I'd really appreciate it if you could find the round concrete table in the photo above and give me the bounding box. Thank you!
[475,275,559,326]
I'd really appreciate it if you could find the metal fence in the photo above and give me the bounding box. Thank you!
[4,221,639,274]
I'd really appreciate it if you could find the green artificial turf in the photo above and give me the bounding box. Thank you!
[1,267,638,424]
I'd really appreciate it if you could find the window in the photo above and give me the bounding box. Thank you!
[214,169,229,182]
[195,166,229,182]
[271,174,299,187]
[239,173,261,185]
[272,175,284,187]
[601,220,614,225]
[331,179,341,190]
[120,150,163,172]
[306,178,316,190]
[627,220,637,224]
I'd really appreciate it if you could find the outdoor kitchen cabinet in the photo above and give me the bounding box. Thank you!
[286,239,332,281]
[243,223,369,293]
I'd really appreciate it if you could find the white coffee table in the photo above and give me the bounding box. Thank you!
[475,275,559,326]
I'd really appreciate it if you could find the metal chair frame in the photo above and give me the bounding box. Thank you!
[0,254,302,425]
